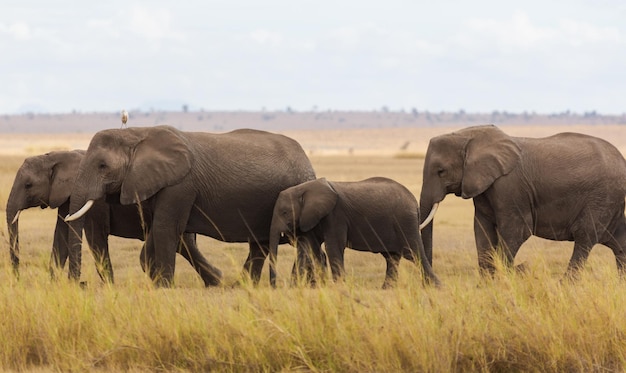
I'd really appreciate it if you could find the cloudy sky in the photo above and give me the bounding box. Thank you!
[1,0,625,115]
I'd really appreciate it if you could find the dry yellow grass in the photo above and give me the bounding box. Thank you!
[1,127,626,371]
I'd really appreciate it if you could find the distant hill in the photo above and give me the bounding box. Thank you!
[1,110,625,134]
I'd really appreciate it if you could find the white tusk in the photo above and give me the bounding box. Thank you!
[281,232,285,238]
[419,202,439,230]
[11,210,21,225]
[64,200,95,222]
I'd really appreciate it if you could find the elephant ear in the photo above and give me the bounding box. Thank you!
[49,150,85,209]
[461,126,521,199]
[121,126,194,204]
[300,178,338,232]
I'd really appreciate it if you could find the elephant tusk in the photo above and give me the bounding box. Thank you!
[419,202,439,230]
[64,200,95,222]
[11,210,21,225]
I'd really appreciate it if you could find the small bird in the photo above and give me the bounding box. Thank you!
[121,109,129,128]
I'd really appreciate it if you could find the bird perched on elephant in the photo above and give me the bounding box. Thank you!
[419,124,626,278]
[268,177,441,288]
[65,125,323,287]
[6,150,222,286]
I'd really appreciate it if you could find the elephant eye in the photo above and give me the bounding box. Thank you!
[25,182,32,189]
[437,168,446,177]
[98,162,107,170]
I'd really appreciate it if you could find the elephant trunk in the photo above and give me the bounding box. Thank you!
[419,201,437,266]
[65,192,89,281]
[268,217,283,288]
[414,212,441,287]
[6,195,20,274]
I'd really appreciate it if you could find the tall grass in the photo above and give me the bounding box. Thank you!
[2,261,626,372]
[2,153,626,371]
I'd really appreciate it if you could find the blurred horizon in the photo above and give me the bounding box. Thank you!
[2,108,625,134]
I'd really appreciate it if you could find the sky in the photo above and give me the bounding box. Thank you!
[1,0,625,115]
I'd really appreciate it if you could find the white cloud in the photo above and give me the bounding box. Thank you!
[249,29,284,47]
[329,26,361,48]
[8,22,31,40]
[559,19,621,46]
[461,10,623,52]
[462,11,556,52]
[128,6,185,42]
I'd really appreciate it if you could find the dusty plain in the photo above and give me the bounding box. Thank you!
[1,123,626,371]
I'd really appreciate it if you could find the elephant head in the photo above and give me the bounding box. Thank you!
[268,178,337,287]
[65,126,194,220]
[6,150,84,273]
[419,125,522,263]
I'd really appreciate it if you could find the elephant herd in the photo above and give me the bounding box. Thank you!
[6,124,626,288]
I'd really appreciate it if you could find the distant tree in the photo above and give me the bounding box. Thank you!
[411,108,419,117]
[182,104,188,113]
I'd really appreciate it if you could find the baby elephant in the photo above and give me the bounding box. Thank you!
[268,177,440,288]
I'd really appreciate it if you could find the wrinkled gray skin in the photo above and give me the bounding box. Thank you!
[6,150,222,286]
[66,125,322,287]
[269,177,441,288]
[419,125,626,277]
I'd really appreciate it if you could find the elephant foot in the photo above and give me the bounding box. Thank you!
[423,276,442,288]
[381,281,395,290]
[203,278,222,287]
[153,277,174,288]
[201,269,223,287]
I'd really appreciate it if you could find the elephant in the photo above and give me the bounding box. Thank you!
[64,125,323,287]
[419,124,626,278]
[268,177,441,288]
[6,150,222,286]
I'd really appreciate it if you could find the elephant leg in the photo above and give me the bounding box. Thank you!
[564,238,594,279]
[325,241,346,283]
[178,233,222,287]
[140,232,159,280]
[84,224,114,284]
[242,240,268,285]
[149,226,178,286]
[603,222,626,276]
[50,204,70,279]
[497,226,530,271]
[381,252,402,289]
[474,213,499,276]
[291,232,325,286]
[150,190,195,287]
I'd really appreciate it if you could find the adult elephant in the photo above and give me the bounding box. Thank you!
[65,125,323,287]
[6,150,222,286]
[268,177,440,288]
[419,124,626,277]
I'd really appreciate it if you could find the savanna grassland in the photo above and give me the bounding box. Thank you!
[1,126,626,372]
